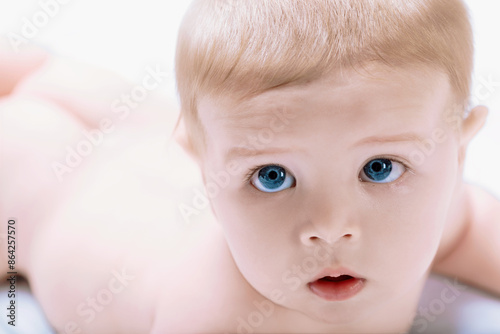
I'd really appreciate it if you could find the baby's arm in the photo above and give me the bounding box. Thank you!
[433,184,500,295]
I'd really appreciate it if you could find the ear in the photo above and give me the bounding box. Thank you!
[173,115,201,165]
[458,105,489,168]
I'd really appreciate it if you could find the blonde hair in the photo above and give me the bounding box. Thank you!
[175,0,473,155]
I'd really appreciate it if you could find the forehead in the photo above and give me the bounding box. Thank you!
[198,66,452,159]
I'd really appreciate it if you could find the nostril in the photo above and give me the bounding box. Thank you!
[308,234,352,242]
[305,233,354,246]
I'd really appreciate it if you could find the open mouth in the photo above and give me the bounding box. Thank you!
[320,275,354,282]
[308,275,365,301]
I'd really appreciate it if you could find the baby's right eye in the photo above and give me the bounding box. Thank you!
[250,165,296,193]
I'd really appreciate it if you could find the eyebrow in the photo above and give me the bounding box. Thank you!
[225,146,297,162]
[352,132,426,147]
[225,132,425,162]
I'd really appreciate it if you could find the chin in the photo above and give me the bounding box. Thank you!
[300,304,412,334]
[296,299,372,326]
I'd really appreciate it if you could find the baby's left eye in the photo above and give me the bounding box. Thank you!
[359,158,406,184]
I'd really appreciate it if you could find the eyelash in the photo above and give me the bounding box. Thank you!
[358,156,413,183]
[244,157,413,184]
[244,164,286,183]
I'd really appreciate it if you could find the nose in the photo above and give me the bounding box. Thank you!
[299,187,360,247]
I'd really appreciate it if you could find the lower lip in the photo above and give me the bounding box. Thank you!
[308,278,366,301]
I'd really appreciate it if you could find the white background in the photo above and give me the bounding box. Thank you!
[1,0,499,197]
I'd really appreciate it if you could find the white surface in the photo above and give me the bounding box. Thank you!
[0,280,54,334]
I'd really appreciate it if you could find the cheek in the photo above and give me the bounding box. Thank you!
[213,190,294,247]
[366,154,458,280]
[211,177,297,236]
[211,191,279,251]
[210,189,300,286]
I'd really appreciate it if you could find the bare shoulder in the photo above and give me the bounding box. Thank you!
[455,183,500,238]
[467,183,500,218]
[26,138,201,333]
[27,148,178,333]
[433,183,500,295]
[151,224,262,334]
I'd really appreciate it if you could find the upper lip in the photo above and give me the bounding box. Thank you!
[311,267,364,282]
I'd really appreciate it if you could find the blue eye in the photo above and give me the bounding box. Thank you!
[360,158,405,183]
[251,165,295,193]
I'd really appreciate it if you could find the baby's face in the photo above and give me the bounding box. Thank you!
[197,66,461,325]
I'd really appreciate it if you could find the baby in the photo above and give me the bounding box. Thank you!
[2,0,500,333]
[166,1,500,333]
